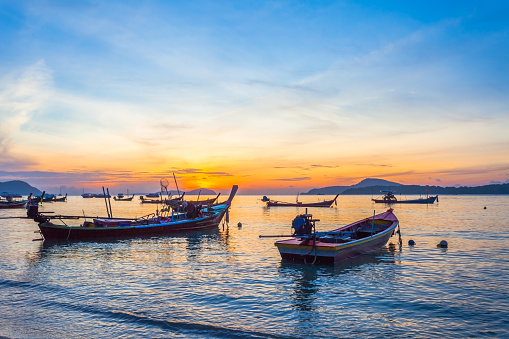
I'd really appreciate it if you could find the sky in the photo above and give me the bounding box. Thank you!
[0,0,508,195]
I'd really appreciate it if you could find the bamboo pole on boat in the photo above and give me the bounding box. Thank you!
[102,187,111,218]
[173,173,181,197]
[107,188,113,217]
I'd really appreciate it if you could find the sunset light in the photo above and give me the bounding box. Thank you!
[1,1,508,194]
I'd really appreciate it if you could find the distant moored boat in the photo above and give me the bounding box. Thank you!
[372,190,438,204]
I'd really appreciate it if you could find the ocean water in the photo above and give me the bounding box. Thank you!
[0,195,508,338]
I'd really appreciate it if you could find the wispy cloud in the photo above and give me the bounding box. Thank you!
[0,60,53,167]
[270,177,311,182]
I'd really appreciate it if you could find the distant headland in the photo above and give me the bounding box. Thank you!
[0,180,42,195]
[302,178,509,195]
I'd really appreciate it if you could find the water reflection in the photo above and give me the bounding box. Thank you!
[278,249,398,314]
[31,228,224,264]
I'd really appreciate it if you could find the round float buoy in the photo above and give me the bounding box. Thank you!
[237,222,242,228]
[484,206,487,209]
[408,239,415,246]
[437,240,448,248]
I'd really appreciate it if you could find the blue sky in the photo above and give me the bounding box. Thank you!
[0,0,508,194]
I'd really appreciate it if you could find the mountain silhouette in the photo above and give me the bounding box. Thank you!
[304,178,400,195]
[0,180,42,195]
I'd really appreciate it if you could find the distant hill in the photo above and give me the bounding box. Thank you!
[351,178,402,188]
[304,178,400,195]
[0,180,42,195]
[185,188,217,195]
[304,178,509,195]
[342,183,509,195]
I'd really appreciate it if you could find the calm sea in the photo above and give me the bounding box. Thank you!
[1,195,508,338]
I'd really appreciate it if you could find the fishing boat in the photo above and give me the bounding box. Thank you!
[0,197,28,209]
[32,193,56,203]
[372,190,438,204]
[52,194,67,202]
[113,193,134,201]
[81,193,111,198]
[31,185,238,241]
[185,192,220,205]
[1,193,29,208]
[165,193,221,210]
[273,209,400,264]
[263,194,339,207]
[140,196,166,204]
[0,192,23,199]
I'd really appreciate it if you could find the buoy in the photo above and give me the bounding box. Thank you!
[437,240,448,248]
[484,206,487,209]
[408,239,415,246]
[237,222,242,228]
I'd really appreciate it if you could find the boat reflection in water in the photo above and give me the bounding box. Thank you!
[278,249,398,313]
[32,227,224,268]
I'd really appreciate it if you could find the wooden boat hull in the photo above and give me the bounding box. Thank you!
[275,209,398,264]
[139,196,170,204]
[52,195,67,202]
[267,201,333,207]
[113,196,134,201]
[267,194,339,208]
[140,199,162,204]
[0,201,28,209]
[38,209,227,241]
[184,195,220,205]
[372,195,438,204]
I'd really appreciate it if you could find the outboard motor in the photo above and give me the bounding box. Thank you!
[185,203,196,219]
[292,214,314,236]
[26,200,39,219]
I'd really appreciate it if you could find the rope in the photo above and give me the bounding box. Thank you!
[302,222,318,265]
[397,224,402,250]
